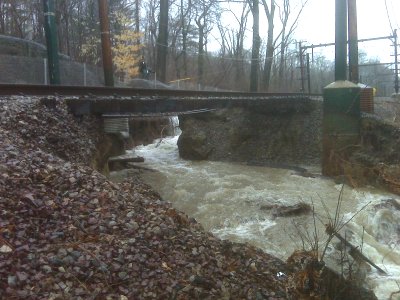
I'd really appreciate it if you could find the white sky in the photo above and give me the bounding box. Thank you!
[296,0,400,62]
[215,0,400,63]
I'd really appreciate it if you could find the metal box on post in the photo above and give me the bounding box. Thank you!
[322,80,361,176]
[358,83,374,113]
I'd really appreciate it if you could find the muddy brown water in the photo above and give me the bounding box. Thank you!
[111,135,400,299]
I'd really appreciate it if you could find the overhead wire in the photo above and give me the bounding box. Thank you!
[388,0,399,30]
[384,0,394,33]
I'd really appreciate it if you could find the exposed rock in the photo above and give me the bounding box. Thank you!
[332,116,400,192]
[128,118,176,147]
[178,100,400,196]
[178,103,322,165]
[178,128,213,160]
[260,203,312,218]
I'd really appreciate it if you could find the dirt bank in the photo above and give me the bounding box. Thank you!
[178,99,400,194]
[178,101,322,166]
[0,97,376,299]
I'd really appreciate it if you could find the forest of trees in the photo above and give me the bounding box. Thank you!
[0,0,396,94]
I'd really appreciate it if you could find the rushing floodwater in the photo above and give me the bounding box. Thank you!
[126,134,400,299]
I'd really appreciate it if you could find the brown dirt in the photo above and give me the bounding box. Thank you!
[0,96,377,299]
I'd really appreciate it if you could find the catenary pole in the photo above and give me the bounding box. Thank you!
[348,0,359,83]
[394,29,399,94]
[43,0,60,85]
[335,0,347,81]
[322,0,361,176]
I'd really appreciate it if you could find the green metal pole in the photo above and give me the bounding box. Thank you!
[335,0,347,81]
[394,29,399,94]
[348,0,359,83]
[322,0,361,177]
[43,0,60,85]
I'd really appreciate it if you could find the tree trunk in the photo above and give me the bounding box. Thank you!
[10,2,23,38]
[235,4,249,90]
[0,1,5,34]
[98,0,114,86]
[135,0,140,45]
[262,0,275,91]
[198,24,205,88]
[156,0,169,82]
[278,26,287,90]
[250,0,260,92]
[64,1,71,57]
[181,0,189,77]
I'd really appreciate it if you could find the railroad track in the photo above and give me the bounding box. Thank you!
[0,83,321,99]
[0,84,322,116]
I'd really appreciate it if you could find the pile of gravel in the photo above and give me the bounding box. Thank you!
[0,97,288,299]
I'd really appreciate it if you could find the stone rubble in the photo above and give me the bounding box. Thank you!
[0,97,289,299]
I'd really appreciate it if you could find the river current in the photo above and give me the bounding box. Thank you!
[124,134,400,299]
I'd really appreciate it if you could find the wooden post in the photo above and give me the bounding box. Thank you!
[98,0,114,87]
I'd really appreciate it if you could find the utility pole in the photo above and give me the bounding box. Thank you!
[135,0,140,45]
[322,0,361,176]
[335,0,347,81]
[43,0,60,85]
[299,42,305,92]
[306,53,311,94]
[394,29,399,94]
[156,0,169,83]
[98,0,114,87]
[348,0,359,83]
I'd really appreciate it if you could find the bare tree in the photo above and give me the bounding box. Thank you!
[277,0,308,90]
[0,0,314,91]
[259,0,308,91]
[260,0,275,91]
[179,0,192,78]
[133,0,141,45]
[142,0,159,66]
[248,0,260,92]
[167,0,192,80]
[225,3,250,89]
[193,0,218,88]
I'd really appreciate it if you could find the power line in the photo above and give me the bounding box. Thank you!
[388,0,400,30]
[384,0,394,33]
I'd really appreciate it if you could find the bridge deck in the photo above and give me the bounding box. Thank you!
[66,95,317,116]
[0,84,320,116]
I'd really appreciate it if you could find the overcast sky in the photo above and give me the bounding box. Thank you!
[215,0,400,62]
[295,0,400,61]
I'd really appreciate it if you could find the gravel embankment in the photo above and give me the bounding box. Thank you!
[0,97,288,299]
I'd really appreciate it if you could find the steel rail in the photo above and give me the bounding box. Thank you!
[102,109,217,119]
[0,83,322,98]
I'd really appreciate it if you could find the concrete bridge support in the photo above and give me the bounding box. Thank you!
[322,81,360,176]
